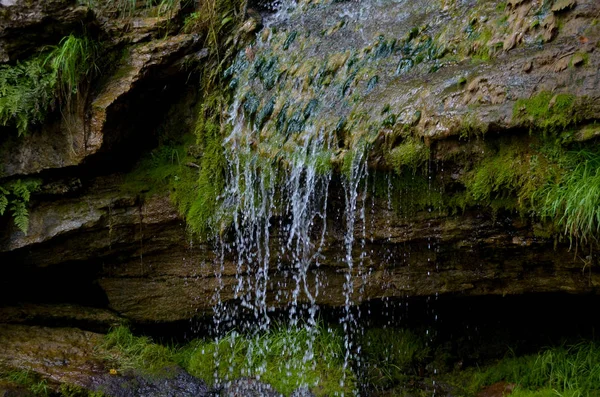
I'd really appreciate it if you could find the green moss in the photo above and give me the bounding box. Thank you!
[387,137,430,174]
[463,140,558,214]
[184,107,226,238]
[101,325,354,397]
[513,91,576,133]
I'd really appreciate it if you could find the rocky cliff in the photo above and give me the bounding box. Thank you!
[0,0,598,325]
[1,0,600,395]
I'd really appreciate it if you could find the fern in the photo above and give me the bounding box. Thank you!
[0,55,57,135]
[0,179,40,234]
[11,201,30,234]
[0,34,98,136]
[0,187,8,215]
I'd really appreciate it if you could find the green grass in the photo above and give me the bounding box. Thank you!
[361,328,430,390]
[100,325,355,397]
[48,35,99,101]
[0,370,51,396]
[444,341,600,396]
[537,149,600,244]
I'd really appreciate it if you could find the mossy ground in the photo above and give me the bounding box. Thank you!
[99,325,355,396]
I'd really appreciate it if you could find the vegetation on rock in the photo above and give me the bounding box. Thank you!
[442,341,600,397]
[0,179,41,233]
[100,325,355,396]
[0,34,98,136]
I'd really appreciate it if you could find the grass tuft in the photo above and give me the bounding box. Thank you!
[537,149,600,244]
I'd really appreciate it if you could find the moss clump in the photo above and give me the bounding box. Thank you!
[387,137,430,174]
[100,325,355,397]
[513,91,576,133]
[182,98,227,238]
[461,137,568,216]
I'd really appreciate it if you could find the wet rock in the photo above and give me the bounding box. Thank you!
[0,324,105,388]
[0,324,210,397]
[0,0,599,327]
[94,367,210,397]
[290,387,316,397]
[0,381,31,397]
[0,304,124,333]
[0,0,94,62]
[552,0,577,13]
[218,378,282,397]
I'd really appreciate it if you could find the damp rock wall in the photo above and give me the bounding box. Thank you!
[0,0,599,326]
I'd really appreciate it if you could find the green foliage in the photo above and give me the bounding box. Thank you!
[48,35,99,100]
[0,370,50,396]
[100,326,177,375]
[0,179,41,234]
[180,325,353,396]
[0,34,98,136]
[361,328,429,389]
[183,98,227,238]
[101,325,354,397]
[476,342,600,396]
[537,149,600,244]
[462,139,563,214]
[0,54,57,135]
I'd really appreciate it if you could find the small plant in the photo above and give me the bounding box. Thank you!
[47,34,99,101]
[0,179,41,234]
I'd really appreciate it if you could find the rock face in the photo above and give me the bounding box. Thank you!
[1,0,600,325]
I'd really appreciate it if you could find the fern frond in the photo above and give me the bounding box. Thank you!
[0,194,7,215]
[11,201,29,234]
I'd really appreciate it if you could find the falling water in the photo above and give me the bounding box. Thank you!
[209,91,337,387]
